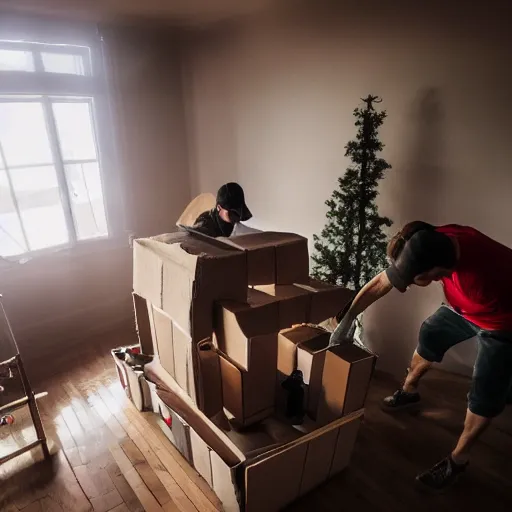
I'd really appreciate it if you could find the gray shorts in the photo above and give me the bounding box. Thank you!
[418,306,512,418]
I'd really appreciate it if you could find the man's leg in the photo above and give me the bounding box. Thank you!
[451,410,491,464]
[403,350,433,393]
[416,331,512,491]
[383,306,475,412]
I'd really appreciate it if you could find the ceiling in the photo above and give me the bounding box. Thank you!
[0,0,277,25]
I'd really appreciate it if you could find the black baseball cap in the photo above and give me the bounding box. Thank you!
[216,183,252,222]
[385,229,456,292]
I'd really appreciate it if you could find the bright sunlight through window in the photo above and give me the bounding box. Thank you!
[0,41,108,257]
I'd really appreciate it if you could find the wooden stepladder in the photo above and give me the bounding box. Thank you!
[0,294,49,465]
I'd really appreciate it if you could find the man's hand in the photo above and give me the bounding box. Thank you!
[329,315,354,347]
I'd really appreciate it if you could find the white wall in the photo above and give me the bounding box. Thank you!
[182,1,512,376]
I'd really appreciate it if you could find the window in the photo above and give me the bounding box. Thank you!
[0,40,108,257]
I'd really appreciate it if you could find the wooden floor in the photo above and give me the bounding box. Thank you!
[1,338,512,512]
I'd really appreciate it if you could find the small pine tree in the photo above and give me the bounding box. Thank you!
[312,95,392,290]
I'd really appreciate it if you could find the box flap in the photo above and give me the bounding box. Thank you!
[329,343,375,364]
[219,232,307,250]
[244,442,308,512]
[329,414,363,477]
[152,306,175,378]
[145,360,245,464]
[190,428,213,485]
[132,293,154,355]
[299,427,339,496]
[176,192,216,227]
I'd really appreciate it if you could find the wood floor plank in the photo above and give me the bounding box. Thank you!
[75,464,100,499]
[106,462,144,512]
[120,439,146,466]
[39,496,64,512]
[124,467,164,512]
[89,489,123,512]
[134,461,172,506]
[108,504,130,512]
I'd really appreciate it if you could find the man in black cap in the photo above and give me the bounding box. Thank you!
[192,182,252,238]
[330,221,512,491]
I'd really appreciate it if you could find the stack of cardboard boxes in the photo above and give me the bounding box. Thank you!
[116,228,376,511]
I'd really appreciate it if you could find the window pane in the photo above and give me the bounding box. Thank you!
[0,49,35,72]
[41,52,85,76]
[10,165,68,250]
[0,102,53,167]
[65,162,108,240]
[52,102,96,161]
[0,170,28,256]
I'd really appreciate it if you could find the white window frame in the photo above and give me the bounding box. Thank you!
[0,36,117,258]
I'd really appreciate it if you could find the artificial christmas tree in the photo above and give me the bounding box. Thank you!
[312,95,392,291]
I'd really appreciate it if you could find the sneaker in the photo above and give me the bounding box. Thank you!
[416,456,468,491]
[382,389,421,412]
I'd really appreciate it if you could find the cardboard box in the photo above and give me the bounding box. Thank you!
[219,232,309,285]
[295,278,355,324]
[277,325,330,377]
[218,334,277,426]
[111,346,152,411]
[133,232,247,342]
[296,336,329,418]
[157,401,193,463]
[146,359,363,512]
[255,284,311,330]
[214,288,279,370]
[317,344,376,425]
[132,293,154,355]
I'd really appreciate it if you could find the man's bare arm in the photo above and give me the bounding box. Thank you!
[329,271,393,345]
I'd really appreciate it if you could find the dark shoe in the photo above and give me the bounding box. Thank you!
[382,389,421,412]
[416,456,468,491]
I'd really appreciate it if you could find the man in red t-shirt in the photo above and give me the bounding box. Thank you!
[330,221,512,491]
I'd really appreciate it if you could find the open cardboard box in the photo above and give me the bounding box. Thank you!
[145,359,363,512]
[214,288,280,370]
[278,325,377,423]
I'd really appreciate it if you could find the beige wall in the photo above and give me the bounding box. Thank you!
[0,24,190,376]
[182,1,512,376]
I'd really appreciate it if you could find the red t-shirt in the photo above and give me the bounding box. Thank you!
[436,225,512,331]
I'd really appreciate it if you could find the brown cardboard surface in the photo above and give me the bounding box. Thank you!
[133,233,247,342]
[329,415,363,477]
[172,321,196,401]
[245,442,308,512]
[197,340,223,417]
[255,284,311,330]
[317,344,375,425]
[296,336,329,418]
[152,306,175,378]
[299,427,339,496]
[218,334,277,426]
[277,325,329,377]
[132,293,154,355]
[190,428,213,485]
[275,238,309,284]
[295,278,355,324]
[214,289,279,370]
[176,192,216,227]
[210,451,240,512]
